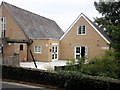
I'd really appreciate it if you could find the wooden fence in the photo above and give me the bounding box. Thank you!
[0,55,19,66]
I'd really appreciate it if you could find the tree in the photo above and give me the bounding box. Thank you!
[94,0,120,55]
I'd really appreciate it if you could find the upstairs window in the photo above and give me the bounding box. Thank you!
[34,46,41,53]
[78,25,86,35]
[1,17,6,38]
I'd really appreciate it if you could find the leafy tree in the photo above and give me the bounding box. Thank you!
[94,0,120,55]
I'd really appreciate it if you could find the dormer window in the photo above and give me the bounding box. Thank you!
[77,25,86,35]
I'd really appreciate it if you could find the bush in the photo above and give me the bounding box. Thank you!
[65,57,85,71]
[59,50,120,79]
[2,65,120,89]
[81,50,120,79]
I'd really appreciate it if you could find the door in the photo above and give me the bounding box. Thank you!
[75,46,88,59]
[75,46,81,59]
[52,46,58,61]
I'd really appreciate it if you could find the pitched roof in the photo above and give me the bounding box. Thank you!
[60,13,112,44]
[2,2,64,40]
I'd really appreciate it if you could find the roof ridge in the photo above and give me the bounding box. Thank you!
[2,1,55,22]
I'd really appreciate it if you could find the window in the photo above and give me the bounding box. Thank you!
[76,47,80,53]
[1,17,6,38]
[78,25,86,35]
[20,45,23,50]
[34,46,41,53]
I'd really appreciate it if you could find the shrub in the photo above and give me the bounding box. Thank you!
[2,65,120,89]
[60,50,120,79]
[65,57,85,71]
[81,50,120,79]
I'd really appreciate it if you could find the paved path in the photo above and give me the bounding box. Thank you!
[2,81,54,90]
[20,60,67,70]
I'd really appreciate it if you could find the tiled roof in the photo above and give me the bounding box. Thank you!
[2,2,64,40]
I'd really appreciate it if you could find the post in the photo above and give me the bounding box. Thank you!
[30,50,37,68]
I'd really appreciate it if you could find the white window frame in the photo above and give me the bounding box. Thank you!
[77,25,86,35]
[0,17,6,38]
[34,45,41,53]
[74,46,88,60]
[52,46,58,61]
[74,46,81,59]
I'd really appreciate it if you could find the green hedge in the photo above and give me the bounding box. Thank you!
[2,65,120,89]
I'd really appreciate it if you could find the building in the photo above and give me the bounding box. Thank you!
[60,13,112,60]
[0,2,112,62]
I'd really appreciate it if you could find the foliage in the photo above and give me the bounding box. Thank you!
[2,65,120,89]
[81,50,120,79]
[65,57,85,71]
[94,0,120,53]
[61,50,120,79]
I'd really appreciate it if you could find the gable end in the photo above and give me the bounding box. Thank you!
[60,13,111,44]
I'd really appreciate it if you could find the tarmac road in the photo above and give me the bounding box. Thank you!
[2,81,54,90]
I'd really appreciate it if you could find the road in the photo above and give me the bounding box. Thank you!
[2,81,54,90]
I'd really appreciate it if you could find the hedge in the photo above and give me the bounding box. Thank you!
[2,65,120,89]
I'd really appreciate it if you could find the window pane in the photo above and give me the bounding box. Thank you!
[78,25,86,35]
[55,54,57,59]
[35,46,41,53]
[76,47,80,53]
[83,26,85,29]
[35,46,37,52]
[55,46,57,52]
[78,26,81,34]
[82,26,85,34]
[52,54,54,59]
[82,29,85,34]
[76,55,80,59]
[52,47,54,53]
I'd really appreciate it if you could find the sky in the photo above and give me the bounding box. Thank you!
[0,0,102,32]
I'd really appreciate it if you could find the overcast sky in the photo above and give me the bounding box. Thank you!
[0,0,101,32]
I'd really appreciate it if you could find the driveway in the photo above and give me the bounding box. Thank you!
[20,60,68,70]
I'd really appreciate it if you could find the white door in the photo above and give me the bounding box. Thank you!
[75,46,81,59]
[75,46,88,59]
[52,46,58,61]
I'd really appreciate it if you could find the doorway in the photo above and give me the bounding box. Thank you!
[52,46,58,61]
[75,46,88,59]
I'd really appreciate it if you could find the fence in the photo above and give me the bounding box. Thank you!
[0,55,19,66]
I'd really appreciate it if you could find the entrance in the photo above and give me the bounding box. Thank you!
[52,46,58,61]
[75,46,88,59]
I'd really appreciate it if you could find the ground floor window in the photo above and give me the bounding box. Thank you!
[34,46,41,53]
[20,44,23,50]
